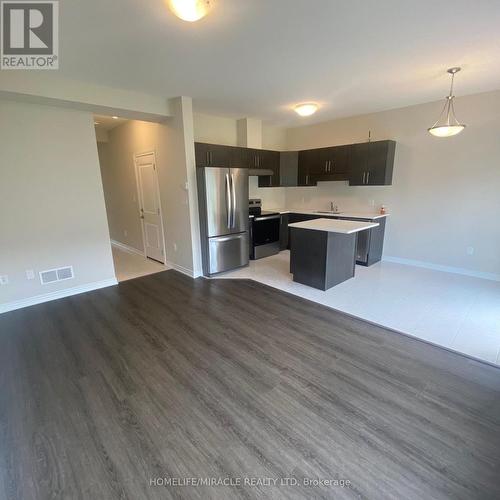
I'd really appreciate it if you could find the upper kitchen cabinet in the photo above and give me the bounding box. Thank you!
[194,142,242,168]
[297,149,318,186]
[257,150,281,187]
[279,151,299,187]
[349,140,396,186]
[315,145,351,180]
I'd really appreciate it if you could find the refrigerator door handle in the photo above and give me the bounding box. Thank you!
[231,172,236,228]
[225,173,232,228]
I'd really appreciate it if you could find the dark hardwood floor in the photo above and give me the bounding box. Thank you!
[1,270,499,500]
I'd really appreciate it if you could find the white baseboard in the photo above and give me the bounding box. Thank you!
[0,278,118,315]
[383,256,500,282]
[111,239,145,257]
[166,261,195,278]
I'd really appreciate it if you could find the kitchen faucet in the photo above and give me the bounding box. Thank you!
[330,201,339,212]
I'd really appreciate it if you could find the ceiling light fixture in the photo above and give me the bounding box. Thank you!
[428,67,466,138]
[167,0,214,22]
[294,103,319,117]
[112,116,119,120]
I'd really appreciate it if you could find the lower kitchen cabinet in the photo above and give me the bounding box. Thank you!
[347,216,386,266]
[279,214,289,250]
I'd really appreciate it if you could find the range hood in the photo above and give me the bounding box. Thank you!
[248,168,274,176]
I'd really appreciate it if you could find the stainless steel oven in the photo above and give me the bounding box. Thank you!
[249,199,280,260]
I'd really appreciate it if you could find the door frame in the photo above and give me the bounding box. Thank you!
[133,151,167,264]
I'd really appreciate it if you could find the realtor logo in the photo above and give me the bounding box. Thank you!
[1,1,58,69]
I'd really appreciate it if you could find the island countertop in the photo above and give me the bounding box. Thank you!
[288,218,379,234]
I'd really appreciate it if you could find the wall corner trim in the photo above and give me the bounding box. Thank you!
[382,256,500,282]
[0,278,118,315]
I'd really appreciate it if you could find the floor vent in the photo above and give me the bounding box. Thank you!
[40,266,74,285]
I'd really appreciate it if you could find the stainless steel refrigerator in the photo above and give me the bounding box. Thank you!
[197,167,249,276]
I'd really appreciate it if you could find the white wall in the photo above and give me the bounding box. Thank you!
[98,98,201,277]
[0,100,116,311]
[284,90,500,279]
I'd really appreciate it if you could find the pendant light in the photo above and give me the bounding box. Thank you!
[428,67,466,138]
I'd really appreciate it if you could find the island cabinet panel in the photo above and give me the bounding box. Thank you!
[290,228,357,290]
[349,140,396,186]
[286,213,321,249]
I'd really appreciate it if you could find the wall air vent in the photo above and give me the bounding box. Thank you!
[40,266,74,285]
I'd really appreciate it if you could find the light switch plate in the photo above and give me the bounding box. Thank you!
[0,275,9,285]
[26,269,35,280]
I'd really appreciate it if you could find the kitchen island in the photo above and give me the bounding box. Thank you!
[289,218,379,290]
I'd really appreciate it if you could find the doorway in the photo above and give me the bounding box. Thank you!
[134,152,166,263]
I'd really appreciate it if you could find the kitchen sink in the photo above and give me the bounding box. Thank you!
[313,210,343,215]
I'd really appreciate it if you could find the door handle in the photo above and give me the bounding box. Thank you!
[231,173,236,228]
[225,173,232,227]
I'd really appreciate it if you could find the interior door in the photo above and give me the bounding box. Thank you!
[135,153,165,263]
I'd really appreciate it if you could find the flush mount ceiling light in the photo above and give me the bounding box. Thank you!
[294,103,319,117]
[167,0,214,22]
[112,116,119,120]
[428,67,466,138]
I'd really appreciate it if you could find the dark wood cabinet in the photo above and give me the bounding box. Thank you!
[279,214,289,250]
[349,140,395,186]
[297,150,318,186]
[194,139,396,187]
[279,152,299,187]
[195,142,241,168]
[282,212,386,266]
[257,150,280,187]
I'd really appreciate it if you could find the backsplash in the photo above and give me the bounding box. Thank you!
[251,178,388,213]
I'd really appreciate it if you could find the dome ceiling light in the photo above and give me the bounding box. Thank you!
[167,0,214,22]
[428,67,466,138]
[294,103,319,117]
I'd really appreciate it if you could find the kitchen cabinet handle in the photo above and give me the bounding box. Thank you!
[363,172,366,184]
[366,171,370,184]
[206,151,210,165]
[306,174,309,185]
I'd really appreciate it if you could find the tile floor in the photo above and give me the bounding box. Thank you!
[217,251,500,366]
[112,245,168,282]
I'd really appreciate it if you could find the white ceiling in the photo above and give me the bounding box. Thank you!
[61,0,500,126]
[93,114,128,131]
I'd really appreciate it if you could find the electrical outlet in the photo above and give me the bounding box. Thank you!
[369,199,375,207]
[173,243,178,252]
[26,269,35,280]
[466,246,474,256]
[0,275,9,285]
[124,229,128,237]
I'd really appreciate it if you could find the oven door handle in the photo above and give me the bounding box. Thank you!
[254,215,281,221]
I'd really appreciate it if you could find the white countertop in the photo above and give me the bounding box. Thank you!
[267,208,389,220]
[288,218,379,234]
